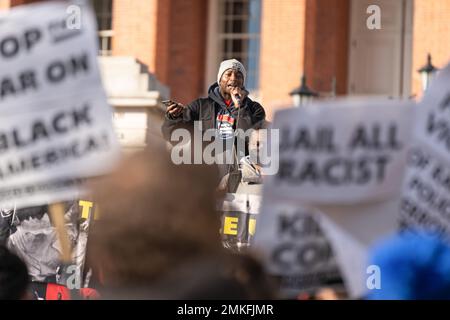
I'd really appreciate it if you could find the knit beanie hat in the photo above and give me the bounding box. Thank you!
[217,59,246,85]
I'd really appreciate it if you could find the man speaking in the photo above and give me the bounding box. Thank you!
[162,59,266,189]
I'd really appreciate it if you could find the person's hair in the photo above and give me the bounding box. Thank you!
[0,245,29,300]
[88,144,224,288]
[140,252,278,299]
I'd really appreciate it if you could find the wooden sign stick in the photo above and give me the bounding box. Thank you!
[49,203,72,264]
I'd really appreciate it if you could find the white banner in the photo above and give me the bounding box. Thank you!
[0,1,120,207]
[0,0,101,109]
[255,98,417,298]
[400,63,450,236]
[253,199,344,297]
[314,198,400,298]
[266,99,415,204]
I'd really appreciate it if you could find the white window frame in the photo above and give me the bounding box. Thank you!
[95,0,114,56]
[205,0,261,94]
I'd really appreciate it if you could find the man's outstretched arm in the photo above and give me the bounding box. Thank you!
[161,100,200,142]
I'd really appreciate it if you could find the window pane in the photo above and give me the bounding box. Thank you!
[232,39,242,53]
[233,1,248,15]
[94,0,113,32]
[219,0,261,90]
[223,18,230,33]
[105,16,112,30]
[96,17,102,29]
[105,0,112,13]
[224,39,230,53]
[94,0,113,56]
[107,36,112,51]
[225,1,233,15]
[232,19,244,33]
[93,0,102,13]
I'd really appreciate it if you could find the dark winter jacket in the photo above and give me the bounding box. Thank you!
[161,83,266,143]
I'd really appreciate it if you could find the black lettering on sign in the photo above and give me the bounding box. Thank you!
[349,124,402,151]
[280,127,337,152]
[0,103,93,153]
[24,29,42,52]
[47,61,66,82]
[46,53,89,84]
[0,36,19,58]
[440,93,450,112]
[400,196,448,235]
[0,134,7,152]
[278,213,321,238]
[279,128,291,151]
[276,155,390,186]
[0,132,110,180]
[0,77,16,98]
[409,176,450,220]
[72,104,93,127]
[31,122,50,142]
[48,19,82,43]
[408,147,430,169]
[427,112,450,151]
[271,241,333,271]
[0,28,42,59]
[19,70,38,91]
[432,163,450,193]
[0,70,38,101]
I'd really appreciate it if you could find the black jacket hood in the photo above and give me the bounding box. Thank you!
[208,83,250,110]
[208,83,228,109]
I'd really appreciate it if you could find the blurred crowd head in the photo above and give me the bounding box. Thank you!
[88,143,222,287]
[85,143,276,299]
[0,245,29,300]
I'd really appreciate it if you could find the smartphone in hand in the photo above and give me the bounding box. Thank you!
[162,99,184,118]
[161,100,175,108]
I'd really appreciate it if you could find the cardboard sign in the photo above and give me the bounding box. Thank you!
[267,99,414,204]
[219,193,261,250]
[0,1,120,207]
[0,202,77,282]
[0,199,97,287]
[400,64,450,236]
[314,198,401,298]
[255,98,417,298]
[253,200,344,297]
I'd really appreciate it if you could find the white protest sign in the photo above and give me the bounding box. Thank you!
[0,1,120,208]
[253,199,344,297]
[0,0,101,109]
[255,99,416,298]
[314,198,400,298]
[400,63,450,236]
[267,99,414,204]
[220,193,261,250]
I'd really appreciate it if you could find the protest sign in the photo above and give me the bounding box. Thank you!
[267,99,414,204]
[399,63,450,237]
[0,0,101,108]
[0,1,120,208]
[316,66,450,297]
[0,201,78,282]
[0,199,96,288]
[314,198,400,298]
[255,98,416,298]
[219,193,261,251]
[253,200,344,297]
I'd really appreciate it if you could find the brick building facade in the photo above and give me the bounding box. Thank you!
[2,0,450,119]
